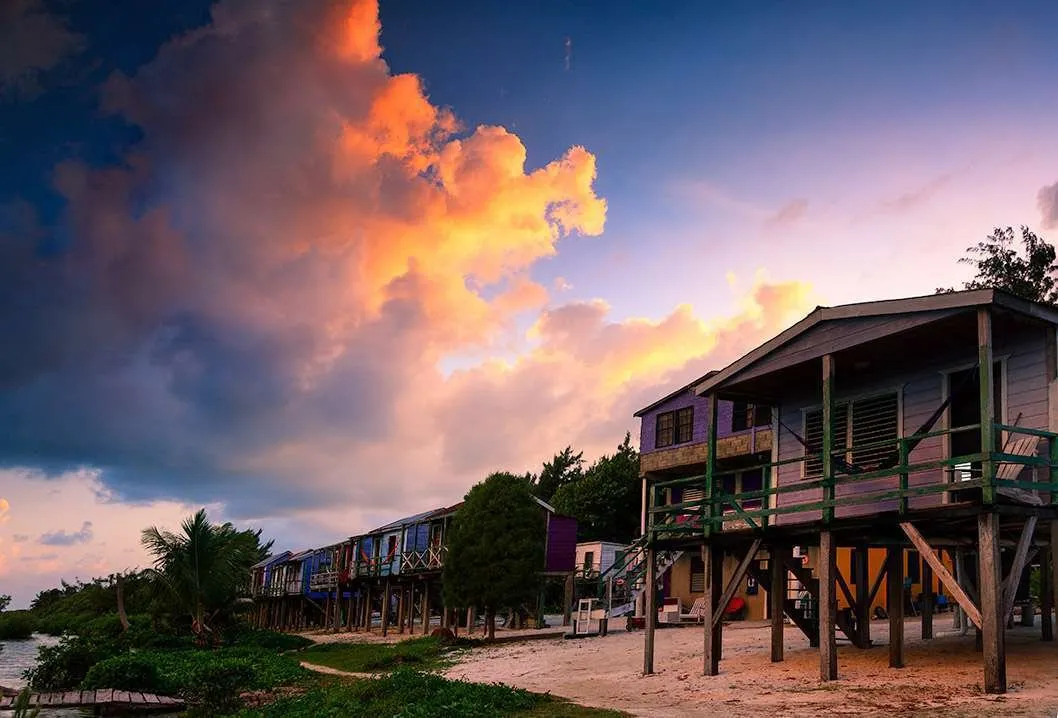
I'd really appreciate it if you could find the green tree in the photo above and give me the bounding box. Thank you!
[531,446,585,502]
[0,594,10,612]
[937,226,1058,306]
[141,508,272,643]
[442,472,545,640]
[551,433,640,543]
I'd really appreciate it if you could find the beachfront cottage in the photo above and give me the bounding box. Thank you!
[639,288,1058,694]
[249,495,577,635]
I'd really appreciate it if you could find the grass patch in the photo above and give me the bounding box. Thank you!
[229,668,628,717]
[298,636,479,673]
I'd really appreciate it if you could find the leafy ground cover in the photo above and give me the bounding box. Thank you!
[229,669,628,718]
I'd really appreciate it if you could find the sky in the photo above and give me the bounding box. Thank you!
[2,0,1058,608]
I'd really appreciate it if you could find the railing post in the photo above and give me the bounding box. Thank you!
[761,464,771,530]
[822,354,836,524]
[705,392,719,538]
[978,307,996,503]
[1050,436,1058,506]
[898,438,909,515]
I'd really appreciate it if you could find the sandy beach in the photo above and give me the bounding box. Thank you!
[442,618,1058,717]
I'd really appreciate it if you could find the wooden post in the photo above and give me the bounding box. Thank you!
[822,355,836,524]
[819,531,837,680]
[854,545,871,648]
[922,559,934,640]
[978,511,1006,694]
[381,581,391,637]
[703,544,721,675]
[422,581,430,634]
[886,548,904,668]
[978,308,996,504]
[704,394,719,538]
[643,546,657,675]
[1041,547,1053,641]
[563,573,574,626]
[770,546,786,662]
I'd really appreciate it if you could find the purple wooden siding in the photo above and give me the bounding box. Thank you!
[545,515,577,572]
[638,393,749,454]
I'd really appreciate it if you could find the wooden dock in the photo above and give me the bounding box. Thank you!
[0,689,185,713]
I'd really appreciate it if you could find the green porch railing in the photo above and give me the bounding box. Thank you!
[647,422,1058,537]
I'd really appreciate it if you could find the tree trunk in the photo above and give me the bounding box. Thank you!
[486,607,496,641]
[115,575,130,633]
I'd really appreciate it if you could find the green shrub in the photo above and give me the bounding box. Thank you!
[79,647,307,713]
[0,611,36,639]
[24,633,113,690]
[222,627,313,652]
[81,654,162,693]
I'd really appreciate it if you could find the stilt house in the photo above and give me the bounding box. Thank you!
[640,288,1058,694]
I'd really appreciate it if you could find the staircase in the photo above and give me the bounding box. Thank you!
[747,553,860,647]
[589,535,683,618]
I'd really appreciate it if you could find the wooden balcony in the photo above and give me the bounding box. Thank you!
[648,423,1058,541]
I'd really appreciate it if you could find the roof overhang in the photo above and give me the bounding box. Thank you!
[633,370,719,417]
[694,288,1058,398]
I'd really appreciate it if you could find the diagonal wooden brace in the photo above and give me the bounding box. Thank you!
[713,538,763,628]
[901,521,982,629]
[1002,515,1037,622]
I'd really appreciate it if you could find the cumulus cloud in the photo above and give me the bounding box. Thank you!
[40,521,94,546]
[1038,181,1058,230]
[0,0,84,99]
[0,0,814,557]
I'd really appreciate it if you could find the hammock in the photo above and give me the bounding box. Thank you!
[779,364,981,475]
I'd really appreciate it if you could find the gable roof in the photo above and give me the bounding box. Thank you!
[694,288,1058,397]
[633,370,719,417]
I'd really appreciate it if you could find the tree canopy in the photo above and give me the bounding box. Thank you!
[531,446,585,502]
[937,225,1058,306]
[551,433,640,544]
[442,472,545,639]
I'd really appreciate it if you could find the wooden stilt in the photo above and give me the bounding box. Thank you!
[381,581,391,637]
[770,545,786,662]
[643,546,657,675]
[854,545,871,648]
[886,547,904,668]
[819,531,837,681]
[397,585,405,634]
[921,559,934,640]
[422,581,430,634]
[703,544,720,675]
[563,573,574,627]
[978,511,1006,693]
[1044,545,1055,642]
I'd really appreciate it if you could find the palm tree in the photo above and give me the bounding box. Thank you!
[141,509,272,643]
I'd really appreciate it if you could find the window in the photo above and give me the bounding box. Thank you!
[804,392,899,478]
[733,402,772,432]
[690,556,705,593]
[583,551,595,571]
[655,406,693,448]
[732,401,751,432]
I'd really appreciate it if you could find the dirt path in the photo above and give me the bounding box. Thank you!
[444,618,1058,717]
[298,661,379,679]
